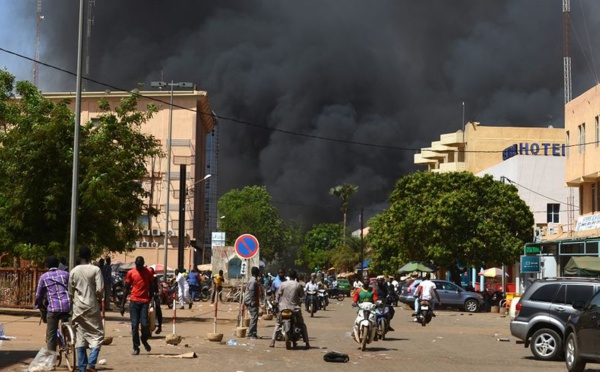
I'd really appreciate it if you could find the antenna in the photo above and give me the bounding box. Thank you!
[563,0,572,104]
[33,0,43,87]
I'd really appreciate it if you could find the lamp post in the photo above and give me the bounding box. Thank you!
[183,174,211,269]
[151,80,193,281]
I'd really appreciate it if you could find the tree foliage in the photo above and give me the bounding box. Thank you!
[217,185,290,262]
[296,222,342,271]
[368,171,534,274]
[0,71,162,261]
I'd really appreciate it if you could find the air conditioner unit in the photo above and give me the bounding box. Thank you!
[141,241,149,248]
[168,230,177,237]
[142,229,151,236]
[150,242,159,248]
[151,229,162,236]
[135,241,142,248]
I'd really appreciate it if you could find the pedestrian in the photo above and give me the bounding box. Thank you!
[211,269,225,304]
[121,256,153,355]
[174,268,191,309]
[148,267,163,334]
[269,270,310,349]
[245,266,261,339]
[187,269,200,304]
[69,246,104,372]
[270,269,286,295]
[35,256,71,353]
[101,256,112,311]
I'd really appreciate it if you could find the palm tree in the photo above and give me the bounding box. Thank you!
[329,183,358,245]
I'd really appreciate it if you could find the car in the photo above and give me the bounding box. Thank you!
[336,278,351,297]
[399,279,482,313]
[510,277,600,361]
[398,279,422,307]
[564,289,600,372]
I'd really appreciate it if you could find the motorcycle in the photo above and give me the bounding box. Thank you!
[111,275,124,307]
[306,290,319,317]
[317,289,329,311]
[352,302,377,351]
[416,299,434,327]
[279,308,305,350]
[165,283,178,309]
[375,300,391,340]
[328,287,345,301]
[265,289,278,317]
[198,282,211,302]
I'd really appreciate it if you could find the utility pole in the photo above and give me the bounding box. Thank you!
[33,0,42,87]
[359,207,364,280]
[563,0,576,234]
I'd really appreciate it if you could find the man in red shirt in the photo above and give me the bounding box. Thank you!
[120,256,154,355]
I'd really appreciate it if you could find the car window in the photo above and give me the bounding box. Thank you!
[529,283,560,302]
[588,291,600,310]
[553,284,595,305]
[436,281,458,291]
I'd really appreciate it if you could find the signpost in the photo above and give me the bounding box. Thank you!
[520,255,541,274]
[234,234,260,327]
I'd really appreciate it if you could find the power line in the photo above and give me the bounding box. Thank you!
[503,176,578,209]
[0,46,590,154]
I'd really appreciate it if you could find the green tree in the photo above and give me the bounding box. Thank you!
[368,172,534,277]
[329,183,358,245]
[217,185,290,262]
[0,71,162,261]
[296,222,342,271]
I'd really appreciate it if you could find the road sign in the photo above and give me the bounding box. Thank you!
[240,260,248,275]
[525,245,541,255]
[234,234,260,259]
[520,255,541,273]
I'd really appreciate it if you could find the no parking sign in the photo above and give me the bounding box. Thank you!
[234,234,260,260]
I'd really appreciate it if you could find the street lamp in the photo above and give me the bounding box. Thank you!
[182,173,211,268]
[151,80,193,281]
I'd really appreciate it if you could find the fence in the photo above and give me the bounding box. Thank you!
[0,268,46,308]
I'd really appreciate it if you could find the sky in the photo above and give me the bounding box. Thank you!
[1,0,600,231]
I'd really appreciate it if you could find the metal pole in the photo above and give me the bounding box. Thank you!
[359,207,364,279]
[69,0,85,270]
[178,164,186,270]
[163,81,174,280]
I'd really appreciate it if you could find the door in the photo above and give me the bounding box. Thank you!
[434,281,461,306]
[575,290,600,357]
[551,284,595,325]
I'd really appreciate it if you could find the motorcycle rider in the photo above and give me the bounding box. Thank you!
[304,273,320,311]
[269,270,310,349]
[412,273,441,321]
[353,278,378,304]
[375,276,395,332]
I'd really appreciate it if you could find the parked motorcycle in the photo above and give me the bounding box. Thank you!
[306,290,319,317]
[416,299,433,327]
[352,302,377,351]
[165,283,178,309]
[279,308,305,349]
[266,289,278,317]
[375,300,391,340]
[111,275,124,307]
[198,282,211,302]
[318,289,329,311]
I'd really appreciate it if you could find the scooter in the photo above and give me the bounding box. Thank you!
[328,287,345,301]
[306,290,319,317]
[266,289,278,317]
[317,289,329,310]
[375,300,390,340]
[352,302,377,351]
[280,308,306,350]
[416,299,433,327]
[198,282,211,302]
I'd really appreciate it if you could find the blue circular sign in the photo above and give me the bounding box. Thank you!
[235,234,260,259]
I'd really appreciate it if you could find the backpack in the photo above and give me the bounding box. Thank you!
[323,351,350,363]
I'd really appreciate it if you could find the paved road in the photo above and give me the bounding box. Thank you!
[0,299,592,372]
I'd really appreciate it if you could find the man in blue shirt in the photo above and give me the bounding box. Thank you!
[270,269,286,295]
[187,269,200,306]
[35,256,71,352]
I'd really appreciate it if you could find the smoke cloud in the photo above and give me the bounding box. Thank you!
[5,0,600,228]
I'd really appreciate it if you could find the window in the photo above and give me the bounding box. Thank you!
[547,203,560,223]
[596,116,600,147]
[588,290,600,310]
[530,284,560,302]
[580,185,584,214]
[579,123,586,154]
[594,183,597,212]
[554,284,594,305]
[597,182,600,213]
[566,131,570,157]
[227,257,243,279]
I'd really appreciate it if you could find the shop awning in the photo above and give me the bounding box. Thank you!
[564,256,600,276]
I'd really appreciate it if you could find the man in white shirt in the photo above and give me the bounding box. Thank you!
[412,273,441,321]
[304,274,319,311]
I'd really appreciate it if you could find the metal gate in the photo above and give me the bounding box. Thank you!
[0,268,46,308]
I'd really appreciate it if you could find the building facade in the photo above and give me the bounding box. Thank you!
[44,90,215,271]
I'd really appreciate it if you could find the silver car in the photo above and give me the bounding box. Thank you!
[432,280,483,313]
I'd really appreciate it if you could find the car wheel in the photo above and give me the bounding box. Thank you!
[463,299,479,313]
[530,328,562,361]
[565,332,586,372]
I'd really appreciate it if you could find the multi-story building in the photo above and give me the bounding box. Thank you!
[44,89,215,271]
[414,122,565,174]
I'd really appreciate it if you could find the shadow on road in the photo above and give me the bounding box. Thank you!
[0,349,37,370]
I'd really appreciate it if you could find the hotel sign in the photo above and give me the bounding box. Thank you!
[503,143,566,161]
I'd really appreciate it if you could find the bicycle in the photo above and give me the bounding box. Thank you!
[223,286,243,303]
[55,316,76,372]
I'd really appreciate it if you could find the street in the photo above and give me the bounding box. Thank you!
[0,299,589,372]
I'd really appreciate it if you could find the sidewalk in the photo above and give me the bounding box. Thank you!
[0,301,253,371]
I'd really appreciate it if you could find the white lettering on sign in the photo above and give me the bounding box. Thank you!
[240,260,248,275]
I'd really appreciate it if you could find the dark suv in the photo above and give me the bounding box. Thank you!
[510,277,600,361]
[564,290,600,372]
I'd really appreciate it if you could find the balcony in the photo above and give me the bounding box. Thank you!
[439,162,466,173]
[440,131,465,147]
